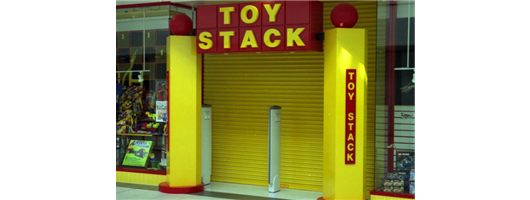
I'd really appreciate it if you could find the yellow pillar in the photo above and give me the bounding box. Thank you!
[323,28,367,200]
[159,35,203,193]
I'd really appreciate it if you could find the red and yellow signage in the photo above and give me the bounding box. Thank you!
[345,69,356,164]
[196,1,322,53]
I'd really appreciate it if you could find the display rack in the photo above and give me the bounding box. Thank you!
[116,29,169,172]
[116,84,168,173]
[116,5,174,174]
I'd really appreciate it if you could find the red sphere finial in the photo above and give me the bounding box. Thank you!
[330,3,359,28]
[169,14,193,35]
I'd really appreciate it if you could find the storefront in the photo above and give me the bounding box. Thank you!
[116,1,415,200]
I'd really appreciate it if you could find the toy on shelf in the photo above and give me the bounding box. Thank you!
[117,85,144,134]
[145,111,156,121]
[137,122,161,135]
[155,81,167,101]
[145,91,156,110]
[116,68,169,136]
[133,111,162,134]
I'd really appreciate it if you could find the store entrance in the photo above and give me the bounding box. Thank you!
[203,51,324,191]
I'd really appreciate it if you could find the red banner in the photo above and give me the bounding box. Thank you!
[196,1,322,53]
[345,69,356,164]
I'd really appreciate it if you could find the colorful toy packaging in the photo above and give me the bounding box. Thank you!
[409,168,415,194]
[409,181,415,194]
[116,82,168,136]
[380,172,409,194]
[117,85,144,134]
[409,168,415,181]
[145,91,156,110]
[155,81,167,101]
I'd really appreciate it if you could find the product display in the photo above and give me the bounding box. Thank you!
[396,152,415,172]
[155,80,167,101]
[116,25,169,171]
[122,140,153,167]
[409,168,415,194]
[155,101,167,123]
[117,85,144,134]
[380,171,413,194]
[409,168,415,181]
[116,80,167,169]
[409,181,415,194]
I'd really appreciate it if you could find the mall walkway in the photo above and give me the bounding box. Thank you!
[116,181,323,200]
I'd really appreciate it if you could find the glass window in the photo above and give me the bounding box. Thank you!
[115,3,185,173]
[374,0,415,196]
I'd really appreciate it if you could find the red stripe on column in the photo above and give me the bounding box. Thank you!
[345,69,356,164]
[167,71,170,152]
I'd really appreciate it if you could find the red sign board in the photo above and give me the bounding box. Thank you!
[345,69,356,164]
[196,1,322,53]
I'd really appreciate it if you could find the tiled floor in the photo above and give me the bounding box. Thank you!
[116,182,323,200]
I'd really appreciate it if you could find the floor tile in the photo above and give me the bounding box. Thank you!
[116,181,322,200]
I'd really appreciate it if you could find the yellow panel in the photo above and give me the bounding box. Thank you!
[116,171,166,186]
[166,36,202,187]
[370,195,415,200]
[323,28,367,200]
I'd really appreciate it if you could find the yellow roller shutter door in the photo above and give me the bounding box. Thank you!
[203,1,377,192]
[204,52,324,191]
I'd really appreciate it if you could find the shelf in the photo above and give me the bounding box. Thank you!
[138,120,157,123]
[116,133,163,137]
[116,166,166,175]
[370,191,415,199]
